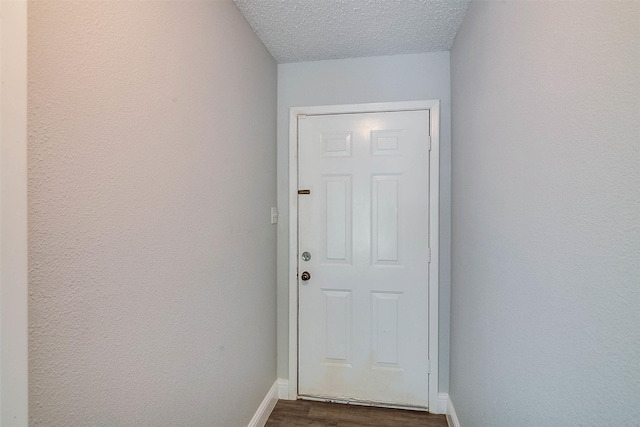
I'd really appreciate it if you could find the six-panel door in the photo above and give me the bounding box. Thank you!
[298,110,431,408]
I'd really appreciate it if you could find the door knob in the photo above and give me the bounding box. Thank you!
[300,271,311,282]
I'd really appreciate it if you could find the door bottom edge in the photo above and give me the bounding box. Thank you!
[298,394,429,412]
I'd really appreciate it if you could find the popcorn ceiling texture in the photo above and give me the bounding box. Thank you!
[28,1,277,425]
[234,0,469,63]
[450,2,640,425]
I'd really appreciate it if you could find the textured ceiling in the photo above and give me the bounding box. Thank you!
[234,0,470,63]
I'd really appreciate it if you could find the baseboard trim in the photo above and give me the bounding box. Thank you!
[436,393,448,414]
[247,380,279,427]
[277,378,290,399]
[446,395,461,427]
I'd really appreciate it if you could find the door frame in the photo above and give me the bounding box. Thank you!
[288,100,440,411]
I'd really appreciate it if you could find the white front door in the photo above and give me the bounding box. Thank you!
[298,109,431,408]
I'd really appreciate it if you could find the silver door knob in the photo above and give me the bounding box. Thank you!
[300,271,311,281]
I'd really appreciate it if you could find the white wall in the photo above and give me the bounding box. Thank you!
[0,1,28,425]
[28,1,277,425]
[277,52,452,393]
[450,2,639,426]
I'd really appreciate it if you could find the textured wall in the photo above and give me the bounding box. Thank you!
[28,2,277,425]
[277,52,452,394]
[450,2,640,426]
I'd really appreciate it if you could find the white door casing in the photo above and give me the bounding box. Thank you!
[288,101,440,411]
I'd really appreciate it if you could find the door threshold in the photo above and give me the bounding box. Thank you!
[298,394,429,412]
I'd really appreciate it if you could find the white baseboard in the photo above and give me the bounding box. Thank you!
[247,380,279,427]
[277,378,290,399]
[446,395,461,427]
[436,393,448,414]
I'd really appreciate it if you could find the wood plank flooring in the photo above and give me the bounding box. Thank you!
[266,399,448,427]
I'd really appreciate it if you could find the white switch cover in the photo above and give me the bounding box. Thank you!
[271,207,279,224]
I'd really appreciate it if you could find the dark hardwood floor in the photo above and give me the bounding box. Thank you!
[266,399,448,427]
